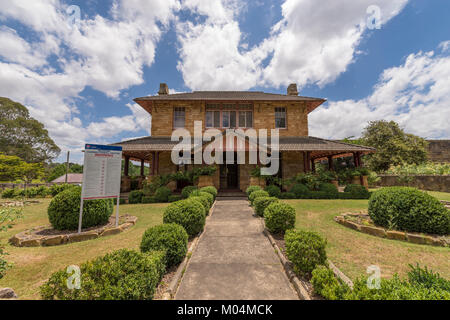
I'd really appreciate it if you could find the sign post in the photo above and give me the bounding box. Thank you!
[78,144,123,234]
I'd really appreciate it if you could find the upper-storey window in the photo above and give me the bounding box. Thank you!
[205,103,253,129]
[275,107,287,129]
[173,107,186,128]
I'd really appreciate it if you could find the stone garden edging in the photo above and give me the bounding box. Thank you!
[9,215,138,247]
[334,213,449,247]
[163,200,217,300]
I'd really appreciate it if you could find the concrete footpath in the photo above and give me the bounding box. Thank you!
[175,199,298,300]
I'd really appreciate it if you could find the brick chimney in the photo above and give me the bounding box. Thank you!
[287,83,298,96]
[158,83,169,95]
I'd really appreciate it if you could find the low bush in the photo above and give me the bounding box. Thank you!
[318,183,339,198]
[344,184,370,199]
[246,186,262,197]
[129,190,144,204]
[264,202,296,234]
[168,195,182,203]
[249,190,269,206]
[285,229,327,275]
[50,184,77,197]
[307,191,332,199]
[254,197,279,217]
[311,266,348,300]
[142,196,157,204]
[189,196,208,215]
[163,199,206,236]
[181,186,198,199]
[369,187,449,235]
[1,188,15,199]
[290,184,310,199]
[154,187,172,203]
[40,249,165,300]
[198,191,214,208]
[48,187,113,230]
[264,185,281,198]
[279,192,296,199]
[199,186,218,200]
[140,224,188,268]
[119,198,127,205]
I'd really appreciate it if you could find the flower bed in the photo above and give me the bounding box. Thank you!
[334,213,449,247]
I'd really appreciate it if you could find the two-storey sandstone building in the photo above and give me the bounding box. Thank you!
[114,83,374,192]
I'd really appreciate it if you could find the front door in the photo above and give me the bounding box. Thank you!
[226,163,238,189]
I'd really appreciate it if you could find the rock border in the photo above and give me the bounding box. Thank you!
[334,213,449,247]
[162,200,217,300]
[9,215,138,247]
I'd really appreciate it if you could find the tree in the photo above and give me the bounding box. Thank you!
[359,121,428,172]
[0,153,44,183]
[46,163,83,182]
[0,97,60,164]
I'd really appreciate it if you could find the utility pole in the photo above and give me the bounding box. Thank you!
[65,151,70,184]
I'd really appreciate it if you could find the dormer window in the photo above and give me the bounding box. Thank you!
[173,107,186,128]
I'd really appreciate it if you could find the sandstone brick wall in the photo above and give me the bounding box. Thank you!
[282,152,305,182]
[427,140,450,163]
[375,175,450,193]
[150,101,309,137]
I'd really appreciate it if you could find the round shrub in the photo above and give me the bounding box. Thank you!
[369,187,450,235]
[254,197,279,217]
[318,183,339,198]
[189,196,208,215]
[168,195,182,203]
[129,190,144,204]
[264,202,296,234]
[40,249,165,300]
[290,184,310,199]
[48,187,113,230]
[198,191,214,208]
[265,185,281,198]
[1,188,15,199]
[285,229,327,274]
[344,184,370,199]
[181,186,198,199]
[246,186,262,197]
[200,186,218,200]
[140,223,188,268]
[249,190,269,206]
[49,184,77,197]
[154,186,172,203]
[163,199,206,236]
[311,265,344,300]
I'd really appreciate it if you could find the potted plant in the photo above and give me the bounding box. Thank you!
[358,168,370,189]
[195,166,217,188]
[351,169,361,185]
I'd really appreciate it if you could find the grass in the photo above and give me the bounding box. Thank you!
[284,199,450,281]
[0,199,167,300]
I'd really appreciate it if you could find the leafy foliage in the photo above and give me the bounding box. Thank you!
[0,97,60,163]
[285,229,327,275]
[264,202,296,234]
[265,185,281,198]
[47,187,113,230]
[368,187,449,235]
[290,184,310,199]
[0,207,23,279]
[128,190,144,204]
[246,186,262,197]
[199,186,218,200]
[249,190,269,206]
[154,187,172,203]
[0,153,44,183]
[163,199,206,236]
[387,162,450,176]
[46,163,83,182]
[40,249,165,300]
[253,196,279,217]
[181,186,198,199]
[343,184,371,199]
[140,224,188,268]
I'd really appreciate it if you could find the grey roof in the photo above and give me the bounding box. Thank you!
[113,135,375,153]
[135,91,325,102]
[51,173,83,184]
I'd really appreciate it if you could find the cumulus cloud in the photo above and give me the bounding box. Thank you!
[309,44,450,139]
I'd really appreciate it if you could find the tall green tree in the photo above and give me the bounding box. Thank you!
[0,97,60,164]
[359,121,428,172]
[0,153,44,183]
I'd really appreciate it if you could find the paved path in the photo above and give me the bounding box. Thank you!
[175,199,298,300]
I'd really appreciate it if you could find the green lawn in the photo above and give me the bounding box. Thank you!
[284,199,450,281]
[0,199,167,300]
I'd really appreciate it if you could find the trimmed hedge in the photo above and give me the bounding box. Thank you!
[181,186,197,199]
[265,185,281,198]
[200,186,218,200]
[168,195,182,203]
[254,197,279,217]
[163,199,206,236]
[140,224,188,268]
[142,196,157,204]
[49,184,77,197]
[344,184,370,199]
[285,229,327,274]
[129,190,144,204]
[290,184,309,199]
[264,202,296,234]
[154,187,172,203]
[279,192,296,199]
[246,186,262,197]
[368,187,449,235]
[48,187,113,230]
[189,196,208,215]
[249,190,270,206]
[318,183,339,198]
[40,249,165,300]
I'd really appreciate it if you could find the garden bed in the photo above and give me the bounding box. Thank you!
[9,215,138,247]
[334,213,449,247]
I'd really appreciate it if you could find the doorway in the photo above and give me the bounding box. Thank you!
[220,152,239,190]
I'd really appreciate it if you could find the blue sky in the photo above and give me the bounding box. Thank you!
[0,0,449,163]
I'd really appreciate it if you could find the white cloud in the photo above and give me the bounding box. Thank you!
[309,46,450,139]
[176,0,409,90]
